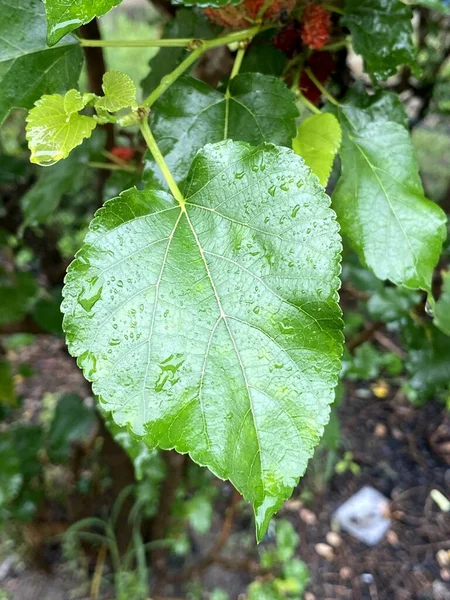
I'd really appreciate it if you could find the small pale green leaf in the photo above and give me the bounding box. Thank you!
[293,114,341,187]
[95,71,137,113]
[0,0,83,124]
[343,0,416,80]
[146,73,298,184]
[26,94,97,166]
[62,140,343,541]
[44,0,124,45]
[332,94,447,292]
[435,272,450,336]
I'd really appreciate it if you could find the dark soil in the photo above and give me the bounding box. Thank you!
[2,337,450,600]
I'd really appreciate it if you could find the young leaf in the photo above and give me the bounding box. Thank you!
[62,140,343,541]
[141,9,218,97]
[293,114,341,187]
[146,73,298,183]
[434,272,450,336]
[44,0,124,45]
[0,0,83,124]
[95,71,137,112]
[26,94,97,166]
[332,97,446,292]
[342,0,416,80]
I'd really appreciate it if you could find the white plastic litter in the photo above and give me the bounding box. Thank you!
[333,486,391,546]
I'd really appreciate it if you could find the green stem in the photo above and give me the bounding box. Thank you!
[298,94,321,115]
[140,118,185,208]
[141,25,268,109]
[304,67,341,107]
[320,39,348,52]
[322,4,345,15]
[88,161,137,173]
[79,37,193,48]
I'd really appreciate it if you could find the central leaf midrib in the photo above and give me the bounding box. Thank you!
[181,206,265,492]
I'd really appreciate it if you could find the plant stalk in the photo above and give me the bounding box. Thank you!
[139,118,184,207]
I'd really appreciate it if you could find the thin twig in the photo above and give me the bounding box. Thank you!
[347,321,384,352]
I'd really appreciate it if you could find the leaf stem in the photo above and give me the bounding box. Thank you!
[320,39,348,52]
[141,26,268,108]
[88,161,137,173]
[298,94,321,115]
[139,117,185,208]
[322,4,345,15]
[304,67,341,107]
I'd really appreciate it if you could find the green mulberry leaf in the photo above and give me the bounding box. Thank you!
[343,0,416,80]
[0,0,83,124]
[62,140,343,540]
[332,95,446,292]
[26,94,97,166]
[293,114,341,187]
[44,0,124,45]
[146,73,298,184]
[95,71,137,113]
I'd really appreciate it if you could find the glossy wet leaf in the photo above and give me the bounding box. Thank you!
[62,140,343,540]
[147,74,298,184]
[26,94,97,166]
[343,0,416,80]
[0,0,83,124]
[434,272,450,336]
[95,71,137,112]
[332,97,446,292]
[141,9,218,98]
[44,0,124,45]
[293,114,341,187]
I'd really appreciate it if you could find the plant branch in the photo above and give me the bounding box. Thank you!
[347,321,384,353]
[298,93,321,114]
[304,67,341,107]
[172,488,241,582]
[79,37,194,47]
[141,25,269,108]
[88,162,137,173]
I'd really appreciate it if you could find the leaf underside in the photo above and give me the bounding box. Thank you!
[62,140,343,540]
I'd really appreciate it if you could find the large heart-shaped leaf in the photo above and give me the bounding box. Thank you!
[332,94,446,292]
[343,0,416,80]
[0,0,83,124]
[44,0,124,45]
[146,73,298,184]
[62,140,343,540]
